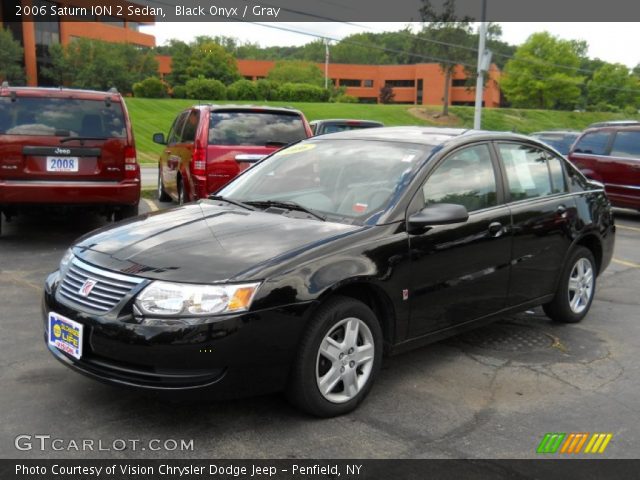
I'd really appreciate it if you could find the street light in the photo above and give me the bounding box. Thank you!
[473,0,489,130]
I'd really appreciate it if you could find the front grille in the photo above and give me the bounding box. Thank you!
[57,257,144,314]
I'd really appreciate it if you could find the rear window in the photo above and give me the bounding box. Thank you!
[0,97,126,138]
[533,133,578,155]
[320,123,381,135]
[208,111,307,146]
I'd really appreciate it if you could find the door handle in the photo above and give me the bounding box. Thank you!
[488,222,503,237]
[557,205,568,218]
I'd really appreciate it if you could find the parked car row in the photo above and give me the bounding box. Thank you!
[532,121,640,212]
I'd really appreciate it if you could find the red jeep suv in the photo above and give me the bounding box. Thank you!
[154,105,312,203]
[0,85,140,234]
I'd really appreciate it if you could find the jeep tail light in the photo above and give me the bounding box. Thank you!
[191,146,206,176]
[124,146,139,180]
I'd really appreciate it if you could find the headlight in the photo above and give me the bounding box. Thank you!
[135,281,261,317]
[59,248,74,271]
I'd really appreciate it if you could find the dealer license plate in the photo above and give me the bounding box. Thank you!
[48,312,83,360]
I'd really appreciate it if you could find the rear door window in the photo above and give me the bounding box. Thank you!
[208,111,307,146]
[610,131,640,158]
[0,97,126,138]
[572,131,612,155]
[498,143,559,201]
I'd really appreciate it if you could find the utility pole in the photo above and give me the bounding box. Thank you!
[324,38,330,90]
[473,0,488,130]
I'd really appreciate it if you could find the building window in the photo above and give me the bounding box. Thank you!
[363,80,374,88]
[100,16,125,28]
[339,79,361,87]
[127,21,140,31]
[358,97,378,104]
[385,80,415,88]
[452,79,468,87]
[33,1,60,86]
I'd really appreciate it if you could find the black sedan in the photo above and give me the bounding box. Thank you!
[43,127,615,417]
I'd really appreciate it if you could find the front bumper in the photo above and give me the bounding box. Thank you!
[43,271,311,396]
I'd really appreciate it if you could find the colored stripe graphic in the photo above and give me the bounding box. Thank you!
[537,433,613,454]
[537,433,566,454]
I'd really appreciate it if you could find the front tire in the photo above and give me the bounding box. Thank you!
[287,296,382,417]
[157,169,171,202]
[178,178,187,205]
[543,246,596,323]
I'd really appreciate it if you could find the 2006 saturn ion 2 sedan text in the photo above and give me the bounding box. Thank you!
[43,127,615,417]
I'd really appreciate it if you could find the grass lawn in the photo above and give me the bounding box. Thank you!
[125,98,640,164]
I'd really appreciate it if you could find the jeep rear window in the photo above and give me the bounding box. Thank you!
[0,97,126,138]
[208,111,307,146]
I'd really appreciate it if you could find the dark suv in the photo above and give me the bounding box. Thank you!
[154,105,312,203]
[0,85,140,234]
[568,126,640,211]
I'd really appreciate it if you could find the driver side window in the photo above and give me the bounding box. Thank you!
[422,144,498,213]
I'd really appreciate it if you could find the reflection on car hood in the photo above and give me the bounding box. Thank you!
[73,201,362,283]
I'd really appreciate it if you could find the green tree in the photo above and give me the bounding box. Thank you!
[267,61,325,87]
[0,28,25,84]
[162,37,240,86]
[501,32,586,110]
[379,85,395,104]
[587,63,640,111]
[418,0,475,115]
[45,39,157,93]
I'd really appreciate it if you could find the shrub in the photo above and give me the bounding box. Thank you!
[226,79,258,100]
[132,77,168,98]
[335,94,358,103]
[185,77,226,100]
[278,83,330,102]
[172,85,187,99]
[255,79,281,101]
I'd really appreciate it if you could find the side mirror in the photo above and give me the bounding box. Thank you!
[152,133,166,145]
[408,203,469,229]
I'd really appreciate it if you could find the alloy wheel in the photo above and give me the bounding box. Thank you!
[568,257,594,314]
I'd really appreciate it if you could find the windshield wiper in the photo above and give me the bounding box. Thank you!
[246,200,326,221]
[60,136,107,143]
[208,194,256,211]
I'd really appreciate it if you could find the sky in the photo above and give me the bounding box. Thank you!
[144,22,640,68]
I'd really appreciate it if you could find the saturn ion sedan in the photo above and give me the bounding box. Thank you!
[43,127,615,417]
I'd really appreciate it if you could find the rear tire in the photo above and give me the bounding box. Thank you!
[543,246,596,323]
[114,204,139,222]
[178,178,187,205]
[286,296,383,417]
[157,169,171,202]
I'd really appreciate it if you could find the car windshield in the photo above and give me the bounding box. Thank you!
[0,97,126,138]
[208,111,308,146]
[218,139,431,222]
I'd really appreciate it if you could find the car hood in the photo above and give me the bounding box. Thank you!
[73,201,363,283]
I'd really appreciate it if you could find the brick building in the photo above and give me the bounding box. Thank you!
[1,0,155,86]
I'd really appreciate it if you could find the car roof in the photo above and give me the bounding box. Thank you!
[195,104,304,115]
[531,130,580,135]
[588,120,640,128]
[311,126,536,147]
[310,119,384,125]
[0,86,122,101]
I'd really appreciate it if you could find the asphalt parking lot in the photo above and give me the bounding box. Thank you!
[1,199,639,459]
